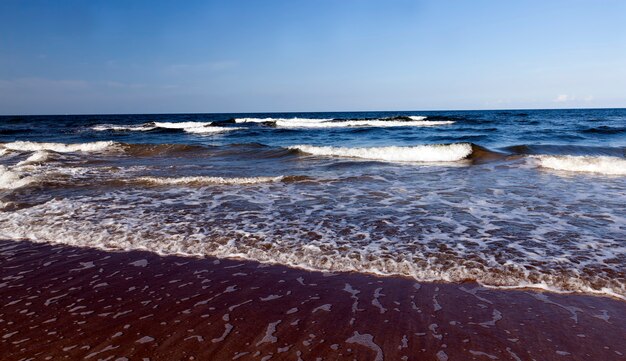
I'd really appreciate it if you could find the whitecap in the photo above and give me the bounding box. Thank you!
[234,117,333,124]
[152,121,213,129]
[183,127,240,134]
[1,141,117,153]
[275,119,453,128]
[16,151,51,167]
[135,175,284,185]
[535,155,626,175]
[91,124,156,132]
[0,165,37,190]
[289,143,473,162]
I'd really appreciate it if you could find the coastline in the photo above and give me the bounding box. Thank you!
[1,239,625,360]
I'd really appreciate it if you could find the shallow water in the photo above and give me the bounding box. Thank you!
[1,109,625,298]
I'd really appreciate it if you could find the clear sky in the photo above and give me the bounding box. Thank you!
[1,0,625,115]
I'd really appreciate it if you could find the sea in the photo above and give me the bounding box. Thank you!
[0,109,625,299]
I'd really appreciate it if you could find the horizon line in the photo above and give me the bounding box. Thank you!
[1,106,625,117]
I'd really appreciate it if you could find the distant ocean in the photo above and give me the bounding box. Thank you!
[1,109,625,298]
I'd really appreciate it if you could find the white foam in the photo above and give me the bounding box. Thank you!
[535,155,626,175]
[0,166,36,189]
[276,119,452,128]
[91,124,156,132]
[1,185,625,300]
[290,143,473,162]
[183,126,240,134]
[136,176,284,185]
[92,121,237,134]
[16,151,51,167]
[1,141,117,153]
[152,121,213,129]
[234,116,453,128]
[234,117,333,124]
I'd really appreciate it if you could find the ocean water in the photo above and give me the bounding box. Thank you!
[0,109,625,298]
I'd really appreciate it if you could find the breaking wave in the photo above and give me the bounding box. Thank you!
[1,141,118,153]
[535,155,626,175]
[135,175,287,186]
[0,165,37,190]
[289,143,473,162]
[92,122,237,134]
[233,116,453,128]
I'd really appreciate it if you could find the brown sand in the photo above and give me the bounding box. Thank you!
[1,239,625,361]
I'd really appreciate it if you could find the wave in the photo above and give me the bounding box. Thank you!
[535,155,626,175]
[15,150,51,167]
[289,143,473,162]
[1,141,117,153]
[91,124,156,132]
[152,121,213,129]
[582,125,626,135]
[0,165,37,190]
[135,175,287,186]
[1,194,623,299]
[276,119,452,128]
[92,122,237,134]
[234,117,334,124]
[233,115,454,128]
[504,144,625,157]
[184,126,240,134]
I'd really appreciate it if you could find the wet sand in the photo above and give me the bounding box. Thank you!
[1,239,625,361]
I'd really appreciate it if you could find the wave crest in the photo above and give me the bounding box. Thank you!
[1,141,117,153]
[92,122,237,134]
[0,165,37,190]
[233,116,453,128]
[536,155,626,175]
[135,175,286,186]
[290,143,473,162]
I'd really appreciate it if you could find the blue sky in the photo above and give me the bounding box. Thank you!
[1,0,625,114]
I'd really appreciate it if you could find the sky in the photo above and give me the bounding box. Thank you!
[1,0,625,115]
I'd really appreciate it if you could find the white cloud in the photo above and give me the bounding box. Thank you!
[554,94,570,102]
[553,94,594,103]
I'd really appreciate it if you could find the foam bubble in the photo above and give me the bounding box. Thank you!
[290,143,473,162]
[535,155,626,175]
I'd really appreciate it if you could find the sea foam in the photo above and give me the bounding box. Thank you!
[536,155,626,175]
[92,122,236,134]
[0,165,37,190]
[290,143,473,162]
[136,175,285,185]
[1,141,117,153]
[16,150,51,167]
[234,116,453,128]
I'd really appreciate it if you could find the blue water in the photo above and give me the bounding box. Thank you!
[1,109,625,150]
[0,109,625,298]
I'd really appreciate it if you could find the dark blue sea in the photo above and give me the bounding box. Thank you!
[1,109,625,298]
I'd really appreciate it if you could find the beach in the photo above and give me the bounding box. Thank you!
[2,239,625,361]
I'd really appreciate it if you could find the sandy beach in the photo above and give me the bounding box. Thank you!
[1,239,624,361]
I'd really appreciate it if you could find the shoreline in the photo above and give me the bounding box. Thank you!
[1,239,625,360]
[7,238,626,303]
